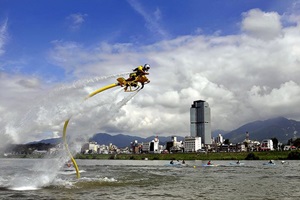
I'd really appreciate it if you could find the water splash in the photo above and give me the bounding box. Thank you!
[1,73,142,189]
[6,151,71,190]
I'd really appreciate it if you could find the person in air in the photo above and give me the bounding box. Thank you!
[126,64,150,82]
[125,64,150,90]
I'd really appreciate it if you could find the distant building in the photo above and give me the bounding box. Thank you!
[98,144,109,154]
[184,136,202,152]
[149,136,160,153]
[244,132,250,143]
[237,144,246,152]
[164,136,178,152]
[142,142,150,153]
[190,100,212,144]
[32,150,47,155]
[169,136,184,152]
[283,145,297,151]
[242,132,260,151]
[131,140,140,154]
[216,134,224,144]
[260,139,274,151]
[81,141,99,154]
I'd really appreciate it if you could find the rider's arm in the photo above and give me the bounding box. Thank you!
[140,70,149,75]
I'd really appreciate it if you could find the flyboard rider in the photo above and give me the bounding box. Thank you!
[125,64,150,90]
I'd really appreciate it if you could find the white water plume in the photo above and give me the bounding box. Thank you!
[63,87,137,141]
[7,151,70,190]
[52,72,130,94]
[106,89,140,120]
[1,73,142,188]
[0,73,131,145]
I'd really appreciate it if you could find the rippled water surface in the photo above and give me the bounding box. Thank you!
[0,158,299,200]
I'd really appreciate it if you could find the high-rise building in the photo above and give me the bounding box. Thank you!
[190,100,212,144]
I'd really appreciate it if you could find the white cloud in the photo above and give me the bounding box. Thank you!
[66,13,88,30]
[128,0,169,39]
[2,9,300,145]
[287,1,300,24]
[241,9,282,40]
[0,18,8,56]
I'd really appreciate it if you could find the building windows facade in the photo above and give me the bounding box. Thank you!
[190,100,212,144]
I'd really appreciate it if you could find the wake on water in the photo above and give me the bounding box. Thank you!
[1,73,139,190]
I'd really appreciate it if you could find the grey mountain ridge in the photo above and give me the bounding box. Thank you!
[29,117,299,146]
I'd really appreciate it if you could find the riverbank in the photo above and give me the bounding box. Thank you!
[2,151,298,160]
[76,151,299,160]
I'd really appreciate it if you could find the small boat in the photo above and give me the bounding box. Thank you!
[165,161,187,167]
[202,164,219,167]
[62,166,75,171]
[263,162,276,166]
[263,160,276,166]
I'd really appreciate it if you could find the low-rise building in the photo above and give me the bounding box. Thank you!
[184,136,202,152]
[32,150,47,155]
[149,136,160,153]
[215,134,224,144]
[81,141,99,154]
[131,140,142,154]
[142,142,150,153]
[260,139,274,151]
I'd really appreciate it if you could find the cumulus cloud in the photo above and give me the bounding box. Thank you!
[2,9,300,145]
[241,9,282,40]
[52,9,300,134]
[248,81,300,116]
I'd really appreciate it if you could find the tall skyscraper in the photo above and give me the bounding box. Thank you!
[190,100,212,144]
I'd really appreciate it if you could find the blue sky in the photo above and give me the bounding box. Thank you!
[1,0,300,145]
[1,0,292,80]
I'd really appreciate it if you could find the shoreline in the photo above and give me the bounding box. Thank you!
[2,151,298,160]
[75,151,298,160]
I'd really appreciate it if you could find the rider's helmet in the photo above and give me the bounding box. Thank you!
[143,64,150,71]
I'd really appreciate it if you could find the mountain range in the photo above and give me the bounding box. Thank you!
[89,134,184,147]
[224,117,300,143]
[29,134,184,148]
[31,116,299,147]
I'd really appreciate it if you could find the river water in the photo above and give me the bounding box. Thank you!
[0,158,299,200]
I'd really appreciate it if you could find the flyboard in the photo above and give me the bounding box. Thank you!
[63,74,150,178]
[165,162,187,167]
